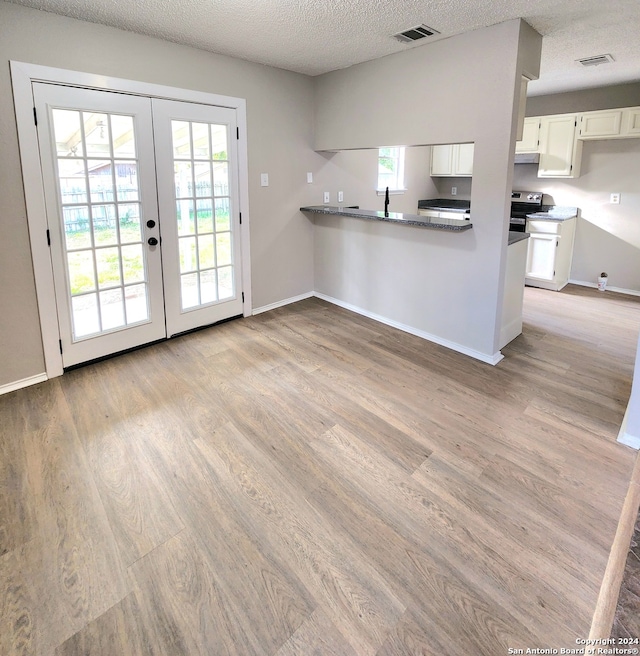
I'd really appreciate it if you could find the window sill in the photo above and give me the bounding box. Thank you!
[376,188,406,196]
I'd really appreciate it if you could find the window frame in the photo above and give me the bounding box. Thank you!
[376,146,406,195]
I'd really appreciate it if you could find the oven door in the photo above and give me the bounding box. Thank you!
[509,217,527,233]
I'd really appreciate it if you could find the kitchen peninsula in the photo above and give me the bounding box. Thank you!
[300,206,472,231]
[305,202,530,361]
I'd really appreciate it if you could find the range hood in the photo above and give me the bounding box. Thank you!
[514,152,540,164]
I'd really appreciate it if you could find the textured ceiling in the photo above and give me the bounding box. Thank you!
[7,0,640,96]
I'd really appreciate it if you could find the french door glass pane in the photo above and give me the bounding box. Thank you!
[170,119,235,311]
[51,109,151,340]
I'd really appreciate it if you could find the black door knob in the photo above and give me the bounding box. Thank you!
[148,237,158,246]
[146,220,156,228]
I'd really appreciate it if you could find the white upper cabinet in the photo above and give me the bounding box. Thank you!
[515,117,540,153]
[579,110,623,139]
[430,144,473,177]
[430,144,454,176]
[623,107,640,135]
[538,114,582,178]
[454,143,474,176]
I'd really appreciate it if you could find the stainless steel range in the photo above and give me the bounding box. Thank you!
[510,191,543,232]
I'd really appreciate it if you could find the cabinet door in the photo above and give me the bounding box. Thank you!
[623,107,640,136]
[430,145,453,176]
[538,115,580,178]
[526,233,557,281]
[515,117,540,153]
[454,143,474,176]
[579,110,622,139]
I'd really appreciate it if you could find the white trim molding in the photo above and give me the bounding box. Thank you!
[618,411,640,449]
[569,279,640,297]
[0,373,48,397]
[252,292,314,316]
[314,292,504,366]
[10,60,252,378]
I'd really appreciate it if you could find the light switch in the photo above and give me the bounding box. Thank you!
[307,172,313,183]
[260,173,269,187]
[323,191,330,204]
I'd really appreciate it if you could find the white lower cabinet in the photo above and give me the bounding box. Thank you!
[525,218,576,291]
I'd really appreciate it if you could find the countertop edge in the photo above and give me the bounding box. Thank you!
[301,206,473,232]
[508,232,530,245]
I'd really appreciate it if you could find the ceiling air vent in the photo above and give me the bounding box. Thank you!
[576,54,615,67]
[393,24,440,43]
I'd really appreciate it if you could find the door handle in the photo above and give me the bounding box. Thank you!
[148,237,158,246]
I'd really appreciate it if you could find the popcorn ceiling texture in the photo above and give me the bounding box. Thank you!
[6,0,640,95]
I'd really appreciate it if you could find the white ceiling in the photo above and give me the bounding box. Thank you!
[8,0,640,96]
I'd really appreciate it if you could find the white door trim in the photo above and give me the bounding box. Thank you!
[11,60,252,379]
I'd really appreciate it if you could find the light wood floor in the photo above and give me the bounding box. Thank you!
[1,284,639,655]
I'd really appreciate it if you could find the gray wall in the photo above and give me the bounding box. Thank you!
[0,2,317,387]
[310,146,438,215]
[518,84,640,292]
[526,83,640,116]
[312,19,542,359]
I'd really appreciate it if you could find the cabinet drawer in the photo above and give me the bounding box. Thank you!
[526,219,562,235]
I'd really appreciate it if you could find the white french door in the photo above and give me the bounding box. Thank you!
[33,83,243,367]
[152,99,243,334]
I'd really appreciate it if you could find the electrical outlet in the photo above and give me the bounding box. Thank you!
[610,192,620,204]
[338,191,344,203]
[451,186,457,196]
[260,173,269,187]
[323,191,330,204]
[307,172,313,183]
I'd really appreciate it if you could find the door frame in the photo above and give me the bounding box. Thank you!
[11,60,252,378]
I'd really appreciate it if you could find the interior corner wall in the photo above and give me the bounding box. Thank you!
[0,1,316,387]
[312,19,542,359]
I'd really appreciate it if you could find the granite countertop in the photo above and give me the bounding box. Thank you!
[508,231,530,245]
[526,205,578,221]
[417,198,471,213]
[300,206,473,232]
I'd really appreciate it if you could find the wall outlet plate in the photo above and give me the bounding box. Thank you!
[338,191,344,203]
[307,172,313,183]
[260,173,269,187]
[451,186,457,196]
[610,192,620,204]
[323,191,330,204]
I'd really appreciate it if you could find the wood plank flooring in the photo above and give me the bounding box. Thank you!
[1,284,639,655]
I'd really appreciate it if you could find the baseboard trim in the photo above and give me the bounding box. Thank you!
[0,373,48,396]
[252,292,314,316]
[569,279,640,297]
[314,292,503,366]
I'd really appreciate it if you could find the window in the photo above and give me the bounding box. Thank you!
[377,146,405,194]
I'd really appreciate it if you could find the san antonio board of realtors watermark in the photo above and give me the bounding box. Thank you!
[507,637,640,655]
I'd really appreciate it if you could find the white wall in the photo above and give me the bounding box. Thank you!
[0,2,316,387]
[620,331,640,450]
[312,19,542,360]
